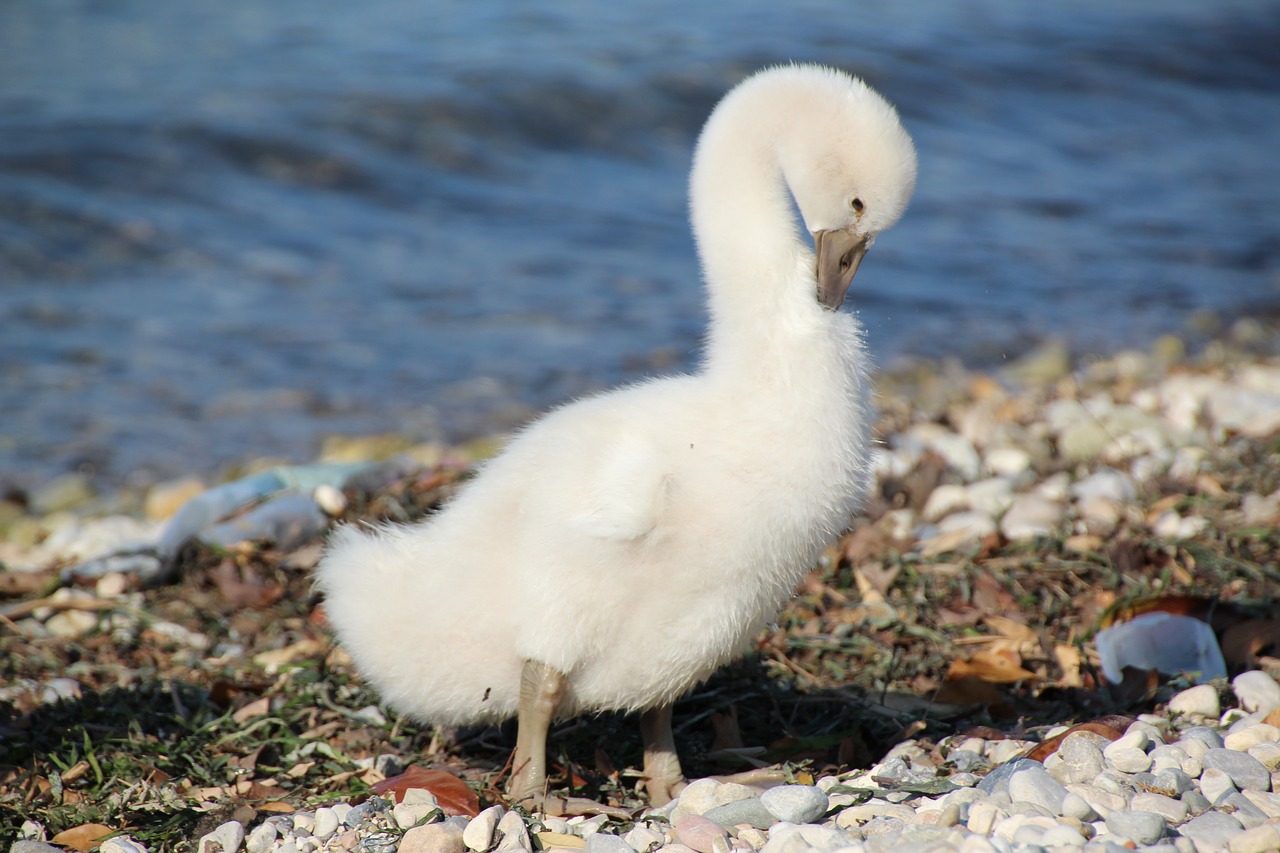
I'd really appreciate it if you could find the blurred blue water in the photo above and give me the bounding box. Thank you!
[1,0,1278,489]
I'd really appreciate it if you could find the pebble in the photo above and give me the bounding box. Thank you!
[1180,811,1245,851]
[999,493,1063,540]
[1007,762,1067,815]
[1202,748,1272,792]
[1168,684,1221,719]
[464,805,503,851]
[245,822,278,853]
[760,786,828,824]
[400,823,467,853]
[702,797,776,830]
[1105,810,1167,846]
[673,815,729,853]
[1225,723,1280,752]
[198,821,245,853]
[495,810,531,852]
[624,826,667,853]
[313,807,339,840]
[101,839,148,853]
[1234,671,1280,716]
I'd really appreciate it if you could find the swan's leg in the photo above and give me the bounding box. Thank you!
[640,703,686,806]
[508,660,631,819]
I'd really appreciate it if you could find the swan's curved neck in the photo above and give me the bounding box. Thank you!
[689,98,824,377]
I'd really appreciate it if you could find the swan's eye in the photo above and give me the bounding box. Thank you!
[850,197,865,214]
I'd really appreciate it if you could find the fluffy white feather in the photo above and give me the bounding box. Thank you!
[316,63,916,732]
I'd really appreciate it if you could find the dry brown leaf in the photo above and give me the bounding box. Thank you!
[257,801,296,813]
[984,615,1037,644]
[1221,618,1280,669]
[371,766,480,817]
[971,570,1018,615]
[933,676,1005,707]
[1022,718,1133,762]
[253,639,327,673]
[210,560,285,610]
[947,648,1039,684]
[52,824,115,852]
[1054,644,1084,688]
[232,696,272,724]
[842,525,896,565]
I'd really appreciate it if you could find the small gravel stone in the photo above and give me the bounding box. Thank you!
[1201,767,1239,803]
[1109,746,1153,773]
[314,807,340,840]
[495,810,531,852]
[673,780,759,821]
[1180,726,1226,750]
[11,843,68,853]
[1105,811,1166,846]
[1225,724,1280,752]
[1061,791,1096,822]
[1008,761,1068,814]
[1181,789,1213,813]
[1228,823,1280,853]
[198,821,245,853]
[1180,810,1245,851]
[583,835,636,853]
[703,798,776,831]
[760,786,828,824]
[464,806,503,852]
[1249,742,1280,771]
[624,826,667,853]
[1153,767,1195,797]
[400,823,467,853]
[101,839,148,853]
[1233,671,1280,716]
[1168,685,1221,719]
[245,822,278,853]
[1203,748,1272,792]
[977,757,1038,796]
[673,815,729,853]
[1222,792,1270,828]
[1131,792,1189,825]
[1060,733,1106,784]
[395,802,440,830]
[965,801,1007,835]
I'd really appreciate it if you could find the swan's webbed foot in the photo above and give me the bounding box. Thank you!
[708,767,789,788]
[515,792,632,819]
[640,703,686,807]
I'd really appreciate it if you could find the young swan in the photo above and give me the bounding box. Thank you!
[315,64,917,815]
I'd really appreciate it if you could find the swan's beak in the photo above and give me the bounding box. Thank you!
[814,229,870,310]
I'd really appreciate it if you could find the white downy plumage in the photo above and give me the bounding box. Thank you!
[316,63,916,807]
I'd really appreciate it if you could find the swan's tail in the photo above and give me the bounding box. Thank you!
[312,522,522,725]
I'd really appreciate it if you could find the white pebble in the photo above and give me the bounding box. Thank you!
[312,807,339,840]
[198,821,245,853]
[245,822,278,853]
[101,838,149,853]
[1168,683,1221,719]
[464,806,503,852]
[1234,671,1280,716]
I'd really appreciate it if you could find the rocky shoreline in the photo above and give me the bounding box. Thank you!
[3,320,1280,852]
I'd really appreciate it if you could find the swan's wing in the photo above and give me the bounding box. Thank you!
[570,432,668,541]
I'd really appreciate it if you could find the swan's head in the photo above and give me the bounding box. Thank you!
[769,66,918,309]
